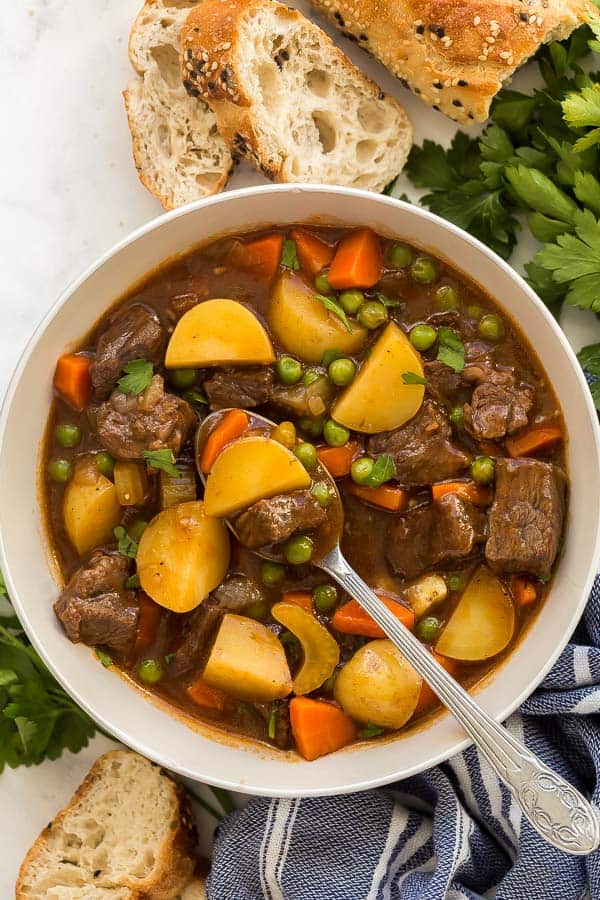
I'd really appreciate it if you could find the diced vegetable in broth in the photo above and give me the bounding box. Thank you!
[203,614,292,702]
[63,458,121,555]
[165,298,276,367]
[136,501,230,613]
[159,465,197,508]
[435,566,515,661]
[114,461,148,507]
[271,601,339,694]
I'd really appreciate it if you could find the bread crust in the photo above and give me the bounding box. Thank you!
[307,0,594,123]
[180,0,412,184]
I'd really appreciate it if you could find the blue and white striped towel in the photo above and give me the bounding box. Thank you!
[207,577,600,899]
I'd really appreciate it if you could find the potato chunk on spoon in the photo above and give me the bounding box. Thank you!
[196,409,599,855]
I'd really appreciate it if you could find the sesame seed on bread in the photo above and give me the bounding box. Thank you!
[180,0,413,191]
[307,0,594,123]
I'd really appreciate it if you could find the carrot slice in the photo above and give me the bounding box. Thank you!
[327,229,382,290]
[282,591,313,612]
[316,441,359,478]
[290,696,357,761]
[331,595,415,638]
[134,594,162,654]
[431,481,492,507]
[187,679,234,712]
[200,409,249,473]
[347,482,408,512]
[512,575,538,607]
[53,354,92,412]
[415,653,459,714]
[505,424,562,459]
[230,234,285,280]
[290,229,335,277]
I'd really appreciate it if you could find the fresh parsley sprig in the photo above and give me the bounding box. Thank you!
[143,448,181,478]
[314,293,353,334]
[117,359,154,396]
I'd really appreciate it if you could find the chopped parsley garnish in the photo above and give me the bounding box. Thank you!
[436,327,465,374]
[364,453,396,489]
[116,359,154,396]
[402,371,428,386]
[143,448,181,478]
[95,648,113,668]
[281,239,300,270]
[360,722,385,739]
[315,294,353,333]
[113,526,138,559]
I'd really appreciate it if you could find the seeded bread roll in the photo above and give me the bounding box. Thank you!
[307,0,593,124]
[124,0,233,209]
[181,0,412,191]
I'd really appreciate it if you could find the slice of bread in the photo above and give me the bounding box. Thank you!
[124,0,233,209]
[16,750,198,900]
[181,0,412,191]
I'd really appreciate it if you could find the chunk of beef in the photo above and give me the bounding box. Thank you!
[204,367,274,410]
[464,370,534,441]
[96,374,195,459]
[368,400,470,486]
[169,601,222,677]
[386,494,486,580]
[212,574,267,611]
[485,459,566,579]
[424,361,469,410]
[235,491,327,549]
[90,305,166,396]
[54,551,138,653]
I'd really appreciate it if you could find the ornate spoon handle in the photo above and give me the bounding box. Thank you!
[320,545,600,856]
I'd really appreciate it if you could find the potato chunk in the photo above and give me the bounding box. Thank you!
[334,639,422,729]
[270,271,368,364]
[203,614,292,702]
[165,298,275,367]
[271,601,339,694]
[435,565,515,661]
[203,436,311,518]
[332,322,425,433]
[136,501,230,613]
[63,458,121,555]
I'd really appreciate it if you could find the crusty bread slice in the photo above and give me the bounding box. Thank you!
[15,750,198,900]
[124,0,233,209]
[181,0,412,191]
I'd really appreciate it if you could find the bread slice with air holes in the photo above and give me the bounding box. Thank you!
[180,0,412,191]
[15,750,199,900]
[124,0,233,210]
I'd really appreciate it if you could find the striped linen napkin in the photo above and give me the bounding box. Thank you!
[206,577,600,899]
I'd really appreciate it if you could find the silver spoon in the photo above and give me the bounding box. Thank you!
[196,409,600,855]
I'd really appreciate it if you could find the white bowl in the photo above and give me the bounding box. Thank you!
[1,184,599,797]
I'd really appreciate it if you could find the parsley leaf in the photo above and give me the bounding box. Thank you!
[402,371,428,386]
[116,359,154,396]
[375,292,402,308]
[315,294,353,333]
[281,239,300,270]
[113,526,138,558]
[360,722,385,739]
[95,648,113,668]
[437,327,466,373]
[183,388,208,406]
[577,341,600,375]
[382,176,399,196]
[535,209,600,310]
[267,702,277,740]
[143,448,181,477]
[562,83,600,151]
[364,453,396,488]
[504,165,579,223]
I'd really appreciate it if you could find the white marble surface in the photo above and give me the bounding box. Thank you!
[1,0,600,894]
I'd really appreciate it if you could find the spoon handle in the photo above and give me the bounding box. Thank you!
[320,545,600,856]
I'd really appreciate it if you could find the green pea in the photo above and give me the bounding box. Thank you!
[95,451,115,479]
[138,658,163,684]
[328,357,356,386]
[411,256,439,284]
[54,423,82,448]
[358,300,388,330]
[350,456,375,485]
[446,574,464,592]
[261,561,286,586]
[449,406,464,428]
[339,289,364,315]
[47,458,72,483]
[169,368,197,389]
[416,616,441,643]
[315,269,332,294]
[297,416,325,438]
[313,583,338,612]
[434,284,459,310]
[311,481,331,508]
[409,324,437,352]
[387,243,414,269]
[323,419,350,447]
[245,599,269,621]
[478,314,504,342]
[294,442,317,470]
[303,368,321,387]
[467,304,483,319]
[277,356,303,385]
[284,535,314,565]
[470,455,495,485]
[129,520,149,542]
